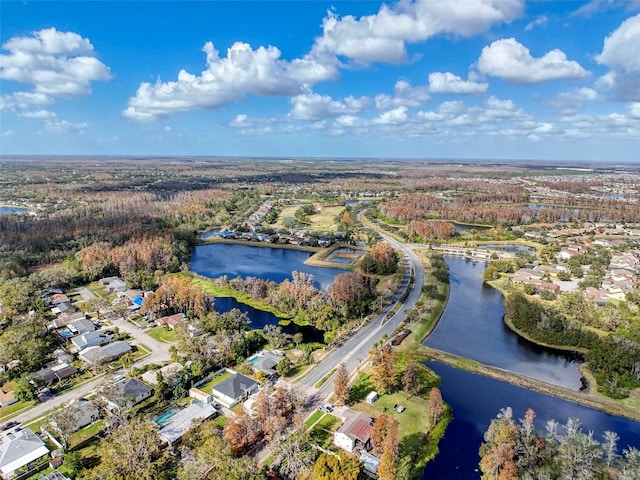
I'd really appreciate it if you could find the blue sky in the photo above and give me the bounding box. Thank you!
[1,0,639,161]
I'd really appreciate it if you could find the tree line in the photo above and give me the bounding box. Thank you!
[480,407,639,480]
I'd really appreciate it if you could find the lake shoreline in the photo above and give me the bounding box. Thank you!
[422,347,640,422]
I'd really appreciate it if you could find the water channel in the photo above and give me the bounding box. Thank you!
[421,362,640,479]
[423,256,584,390]
[421,256,640,477]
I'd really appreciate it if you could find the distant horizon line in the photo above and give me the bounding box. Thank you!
[1,154,638,166]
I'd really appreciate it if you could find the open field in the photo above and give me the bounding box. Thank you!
[273,204,344,230]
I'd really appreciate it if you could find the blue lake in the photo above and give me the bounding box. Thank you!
[422,362,640,479]
[423,256,583,390]
[214,296,323,342]
[190,243,344,290]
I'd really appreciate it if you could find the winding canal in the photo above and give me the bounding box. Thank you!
[423,256,584,390]
[421,256,640,478]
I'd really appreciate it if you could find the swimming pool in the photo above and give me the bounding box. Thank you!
[132,296,144,306]
[248,354,261,364]
[154,409,178,425]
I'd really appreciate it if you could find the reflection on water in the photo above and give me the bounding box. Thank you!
[190,243,343,290]
[423,256,583,389]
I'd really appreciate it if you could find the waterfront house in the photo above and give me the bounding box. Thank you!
[333,409,373,454]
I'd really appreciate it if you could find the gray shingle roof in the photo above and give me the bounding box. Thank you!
[212,373,258,400]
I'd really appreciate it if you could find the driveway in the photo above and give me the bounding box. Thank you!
[102,310,173,366]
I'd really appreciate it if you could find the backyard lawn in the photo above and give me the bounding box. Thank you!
[197,370,234,393]
[308,413,341,449]
[348,373,434,457]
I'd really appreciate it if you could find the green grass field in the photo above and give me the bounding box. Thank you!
[273,205,344,230]
[147,326,177,343]
[349,374,432,452]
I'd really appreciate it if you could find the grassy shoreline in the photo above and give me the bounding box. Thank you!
[190,274,292,320]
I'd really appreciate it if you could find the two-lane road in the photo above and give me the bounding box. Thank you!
[297,231,425,399]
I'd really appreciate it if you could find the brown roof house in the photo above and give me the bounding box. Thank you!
[333,408,373,454]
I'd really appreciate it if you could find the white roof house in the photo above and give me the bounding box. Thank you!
[0,428,49,479]
[71,332,111,351]
[157,401,217,445]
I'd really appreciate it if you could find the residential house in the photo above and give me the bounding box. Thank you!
[0,428,49,479]
[359,451,380,477]
[51,399,99,434]
[103,379,153,411]
[71,331,111,351]
[48,294,69,306]
[67,319,96,336]
[188,387,212,404]
[156,313,185,329]
[0,389,17,408]
[39,471,70,480]
[32,363,78,385]
[51,302,75,315]
[585,287,611,306]
[52,312,86,329]
[39,471,71,480]
[100,277,126,294]
[250,351,284,377]
[157,400,217,445]
[78,341,131,365]
[210,373,259,408]
[333,409,373,454]
[141,363,183,386]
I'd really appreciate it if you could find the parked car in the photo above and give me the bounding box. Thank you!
[167,449,180,457]
[1,421,20,431]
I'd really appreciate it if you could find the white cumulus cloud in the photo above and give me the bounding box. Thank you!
[374,106,409,124]
[374,80,430,109]
[596,13,640,100]
[123,41,338,120]
[428,72,488,94]
[0,27,111,95]
[313,0,523,64]
[477,38,589,83]
[289,92,369,120]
